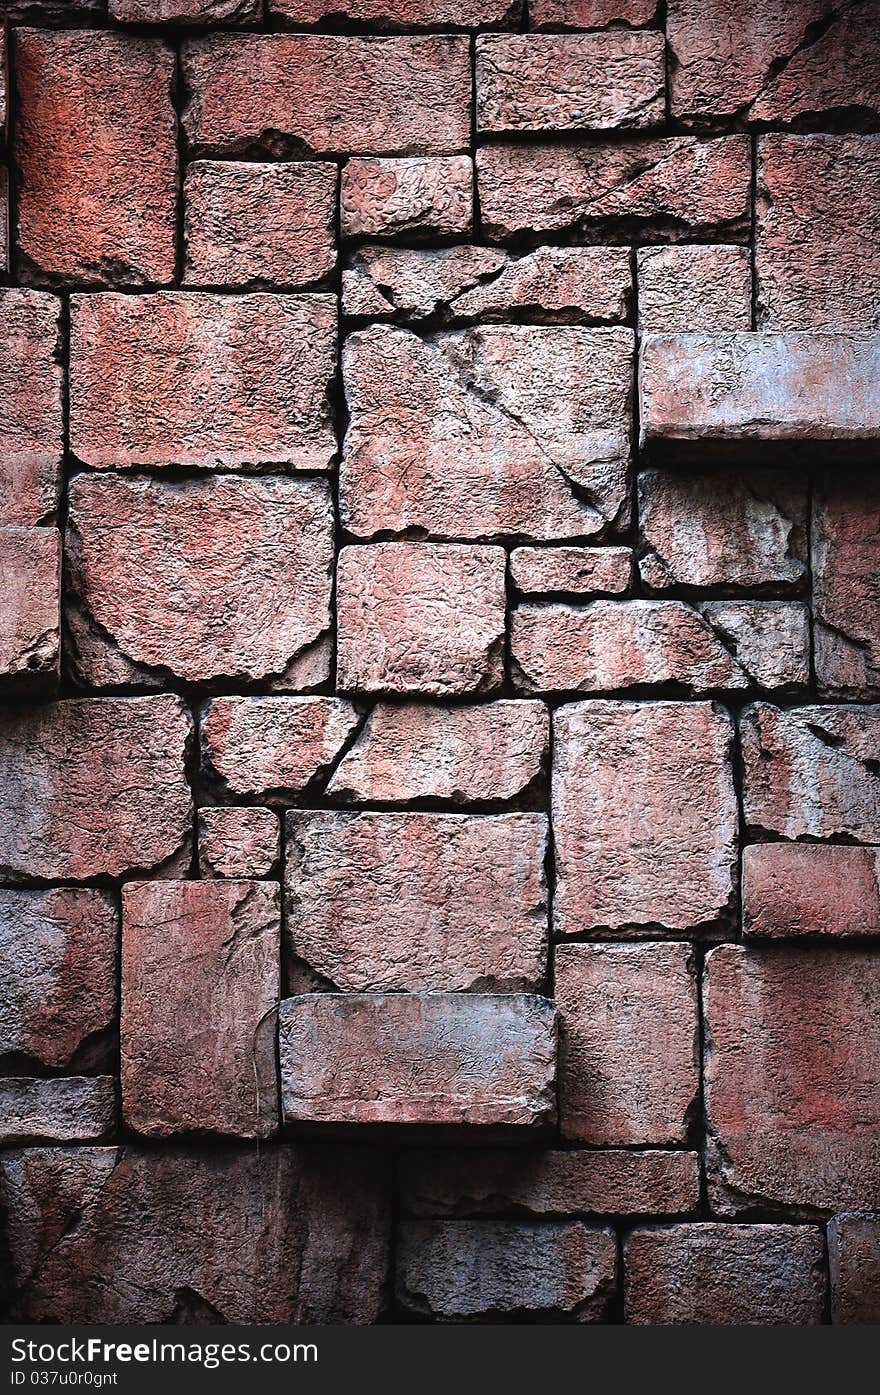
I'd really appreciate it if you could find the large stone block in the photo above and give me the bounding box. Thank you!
[0,527,60,689]
[0,290,63,526]
[201,696,359,799]
[743,843,880,938]
[812,473,880,696]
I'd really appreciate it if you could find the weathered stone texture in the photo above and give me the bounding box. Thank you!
[0,696,191,881]
[400,1148,701,1218]
[1,1145,390,1323]
[341,157,472,239]
[705,946,880,1213]
[67,473,334,686]
[183,35,471,156]
[112,0,261,21]
[285,810,547,993]
[280,993,557,1128]
[476,33,665,133]
[637,245,752,332]
[812,473,880,697]
[0,527,60,688]
[201,696,360,799]
[336,543,506,695]
[122,880,280,1138]
[15,30,176,285]
[397,1221,616,1321]
[829,1214,880,1324]
[478,137,751,240]
[0,888,117,1067]
[510,547,632,597]
[553,701,737,934]
[0,289,63,526]
[698,603,809,689]
[271,0,522,21]
[556,942,699,1146]
[70,293,337,472]
[740,703,880,843]
[743,843,880,939]
[198,806,279,879]
[341,325,632,541]
[184,161,336,288]
[328,700,548,804]
[757,136,880,332]
[530,0,655,21]
[625,1225,826,1325]
[0,1078,115,1146]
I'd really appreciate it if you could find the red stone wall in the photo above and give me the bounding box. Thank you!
[1,0,879,1326]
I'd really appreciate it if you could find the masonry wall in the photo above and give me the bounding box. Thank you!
[1,0,879,1326]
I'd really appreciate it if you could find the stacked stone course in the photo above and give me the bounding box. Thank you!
[1,0,879,1326]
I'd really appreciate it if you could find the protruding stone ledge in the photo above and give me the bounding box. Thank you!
[279,992,557,1132]
[640,332,880,454]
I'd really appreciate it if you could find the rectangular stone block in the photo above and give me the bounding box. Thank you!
[0,888,117,1067]
[829,1213,880,1324]
[556,942,699,1146]
[705,945,880,1212]
[812,472,880,696]
[112,0,261,20]
[1,1145,390,1324]
[67,474,334,687]
[271,0,521,21]
[476,32,665,133]
[279,993,557,1128]
[530,0,654,21]
[640,332,880,445]
[341,156,472,239]
[70,293,336,472]
[198,806,279,879]
[0,289,63,526]
[341,325,632,542]
[183,34,471,156]
[743,843,880,939]
[397,1220,616,1321]
[285,810,547,993]
[510,547,632,597]
[625,1224,825,1325]
[122,880,280,1138]
[740,703,880,843]
[478,137,750,241]
[0,527,60,690]
[336,543,506,695]
[400,1148,701,1218]
[699,603,809,690]
[0,696,191,882]
[200,696,360,799]
[0,1078,115,1146]
[327,700,547,805]
[637,245,752,332]
[553,701,737,934]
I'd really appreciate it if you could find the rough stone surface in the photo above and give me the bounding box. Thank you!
[705,945,880,1213]
[530,0,655,21]
[184,161,336,288]
[476,33,665,133]
[668,0,880,124]
[342,244,631,323]
[122,880,280,1138]
[15,30,176,286]
[812,473,880,697]
[640,332,880,444]
[0,1078,116,1146]
[67,473,334,687]
[271,0,521,21]
[0,888,117,1068]
[553,701,737,935]
[510,547,632,597]
[328,700,547,804]
[637,245,752,332]
[285,810,547,993]
[828,1213,880,1324]
[0,1145,390,1324]
[397,1220,616,1321]
[400,1149,701,1218]
[698,602,810,689]
[342,324,632,541]
[512,600,749,695]
[336,543,506,695]
[0,527,60,689]
[625,1224,826,1325]
[740,703,880,843]
[183,34,471,156]
[478,137,751,240]
[70,292,337,472]
[198,806,279,878]
[201,696,360,799]
[0,696,191,881]
[0,289,63,527]
[112,0,261,20]
[280,993,557,1128]
[743,843,880,939]
[341,157,472,239]
[556,942,699,1146]
[639,469,808,592]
